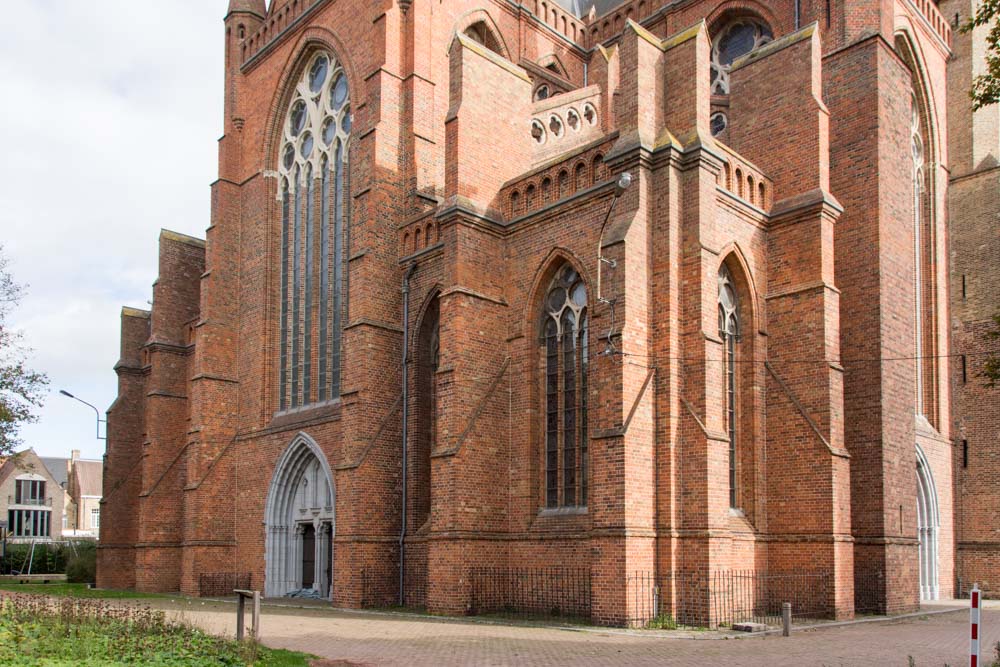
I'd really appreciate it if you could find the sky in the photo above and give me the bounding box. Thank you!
[1,1,227,459]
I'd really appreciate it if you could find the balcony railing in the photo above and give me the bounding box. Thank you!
[8,496,52,507]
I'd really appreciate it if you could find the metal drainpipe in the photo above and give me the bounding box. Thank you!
[399,263,417,606]
[795,0,801,29]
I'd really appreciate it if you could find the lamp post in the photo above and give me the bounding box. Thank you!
[59,390,106,440]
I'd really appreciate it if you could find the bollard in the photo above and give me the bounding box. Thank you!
[782,602,792,637]
[971,584,981,667]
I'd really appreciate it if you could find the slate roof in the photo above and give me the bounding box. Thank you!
[39,457,69,489]
[551,0,628,18]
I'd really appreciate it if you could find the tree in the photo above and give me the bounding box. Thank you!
[0,244,48,456]
[963,0,1000,110]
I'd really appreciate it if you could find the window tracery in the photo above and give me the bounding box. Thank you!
[718,264,740,509]
[710,18,773,96]
[911,93,926,415]
[278,51,351,411]
[541,265,588,509]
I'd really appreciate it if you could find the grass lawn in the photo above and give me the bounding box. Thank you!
[0,582,167,599]
[0,590,317,666]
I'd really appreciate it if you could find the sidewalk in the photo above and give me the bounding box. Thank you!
[147,597,998,666]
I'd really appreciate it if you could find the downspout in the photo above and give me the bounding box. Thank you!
[794,0,800,29]
[399,262,417,606]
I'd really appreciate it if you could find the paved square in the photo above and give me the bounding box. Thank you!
[152,598,1000,666]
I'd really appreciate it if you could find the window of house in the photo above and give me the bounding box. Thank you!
[278,51,351,410]
[710,19,773,95]
[7,509,51,538]
[14,479,46,506]
[718,265,740,508]
[91,508,100,530]
[541,266,589,509]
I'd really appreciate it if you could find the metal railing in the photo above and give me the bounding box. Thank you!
[628,570,842,628]
[468,567,591,622]
[359,566,890,628]
[7,496,51,507]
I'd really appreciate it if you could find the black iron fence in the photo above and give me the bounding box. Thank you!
[359,566,890,628]
[198,572,252,597]
[469,567,591,622]
[629,570,888,629]
[958,578,994,600]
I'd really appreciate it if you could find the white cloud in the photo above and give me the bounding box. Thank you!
[0,1,226,459]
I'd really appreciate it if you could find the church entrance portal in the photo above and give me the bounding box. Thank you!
[916,445,939,601]
[264,434,336,598]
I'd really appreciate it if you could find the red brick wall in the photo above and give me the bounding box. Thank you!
[945,0,1000,600]
[97,0,960,620]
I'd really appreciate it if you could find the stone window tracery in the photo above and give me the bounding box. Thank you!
[718,264,740,509]
[278,51,351,411]
[710,112,728,137]
[710,18,773,96]
[911,93,926,416]
[541,265,588,509]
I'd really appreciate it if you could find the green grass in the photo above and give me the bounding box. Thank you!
[0,592,316,666]
[0,582,167,599]
[645,613,678,630]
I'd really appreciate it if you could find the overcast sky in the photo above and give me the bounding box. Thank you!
[2,1,227,459]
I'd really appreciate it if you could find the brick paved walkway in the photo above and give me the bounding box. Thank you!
[152,598,999,666]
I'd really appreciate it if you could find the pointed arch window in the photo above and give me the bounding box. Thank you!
[541,266,589,509]
[278,52,352,410]
[718,265,740,509]
[710,18,772,95]
[910,93,926,416]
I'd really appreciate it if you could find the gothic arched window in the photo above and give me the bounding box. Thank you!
[541,266,588,509]
[910,93,926,416]
[718,264,740,509]
[710,19,773,95]
[278,51,351,410]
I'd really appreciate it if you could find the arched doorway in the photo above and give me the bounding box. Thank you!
[916,445,939,601]
[264,433,335,598]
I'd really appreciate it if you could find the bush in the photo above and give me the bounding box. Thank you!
[1,542,68,575]
[1,540,97,578]
[66,541,97,583]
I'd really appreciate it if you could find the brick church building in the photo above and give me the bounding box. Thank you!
[96,0,993,624]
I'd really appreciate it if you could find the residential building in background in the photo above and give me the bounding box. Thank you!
[36,450,104,538]
[68,454,103,538]
[0,449,65,542]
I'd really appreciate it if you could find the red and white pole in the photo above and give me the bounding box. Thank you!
[971,583,981,667]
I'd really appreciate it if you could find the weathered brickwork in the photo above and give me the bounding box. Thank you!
[942,0,1000,598]
[96,0,976,622]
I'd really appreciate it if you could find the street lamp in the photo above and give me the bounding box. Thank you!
[59,390,106,440]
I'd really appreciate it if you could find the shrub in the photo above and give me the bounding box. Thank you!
[66,541,97,583]
[1,542,69,575]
